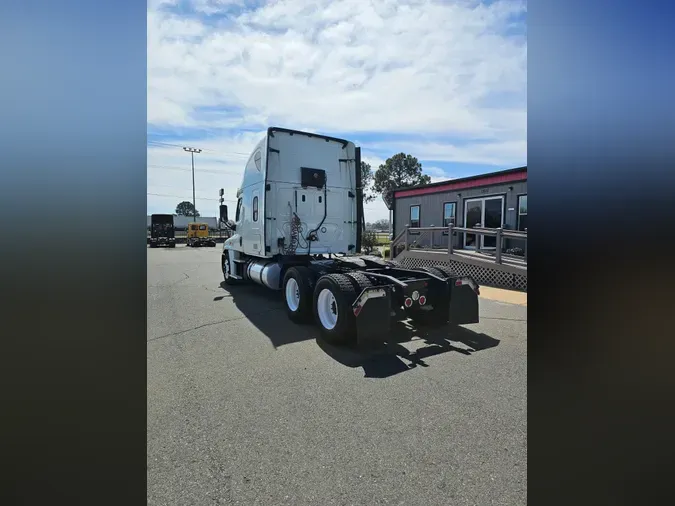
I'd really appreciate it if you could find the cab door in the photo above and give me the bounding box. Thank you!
[243,187,263,256]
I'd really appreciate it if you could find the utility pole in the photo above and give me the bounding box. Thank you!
[219,188,224,239]
[183,147,202,222]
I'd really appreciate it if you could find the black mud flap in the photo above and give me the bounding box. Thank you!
[353,286,392,347]
[449,279,480,325]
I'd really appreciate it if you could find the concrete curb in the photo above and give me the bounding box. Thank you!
[479,286,527,306]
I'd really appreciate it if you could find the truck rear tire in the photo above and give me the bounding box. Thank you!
[344,272,374,293]
[283,267,314,323]
[313,273,358,345]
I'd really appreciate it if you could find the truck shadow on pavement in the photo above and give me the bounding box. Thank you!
[216,283,499,378]
[317,319,500,378]
[215,282,317,347]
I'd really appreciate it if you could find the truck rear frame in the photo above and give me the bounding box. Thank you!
[222,252,479,346]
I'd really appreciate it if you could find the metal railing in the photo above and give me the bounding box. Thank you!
[391,224,527,265]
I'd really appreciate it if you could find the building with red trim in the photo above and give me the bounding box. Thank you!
[391,166,527,251]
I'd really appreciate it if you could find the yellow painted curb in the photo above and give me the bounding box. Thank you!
[479,286,527,306]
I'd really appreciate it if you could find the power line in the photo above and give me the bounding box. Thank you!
[147,140,251,157]
[148,185,237,202]
[147,192,237,203]
[148,182,232,194]
[147,141,185,149]
[147,140,217,153]
[148,164,243,175]
[148,191,381,210]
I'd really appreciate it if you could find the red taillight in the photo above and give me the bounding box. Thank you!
[404,297,413,308]
[418,295,426,306]
[353,305,362,317]
[455,279,463,286]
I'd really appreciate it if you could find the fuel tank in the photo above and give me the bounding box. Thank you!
[244,259,282,290]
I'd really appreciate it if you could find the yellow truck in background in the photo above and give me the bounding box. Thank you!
[186,222,217,247]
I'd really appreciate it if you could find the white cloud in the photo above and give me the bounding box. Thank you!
[424,165,453,184]
[147,0,527,221]
[365,138,527,166]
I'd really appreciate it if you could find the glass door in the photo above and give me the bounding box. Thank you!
[463,196,504,249]
[482,197,504,248]
[464,199,483,248]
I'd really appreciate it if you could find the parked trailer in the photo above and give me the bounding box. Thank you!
[149,214,176,248]
[220,127,480,345]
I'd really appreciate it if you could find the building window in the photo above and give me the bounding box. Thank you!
[199,225,207,230]
[253,196,259,222]
[409,205,420,228]
[518,195,527,231]
[443,202,456,227]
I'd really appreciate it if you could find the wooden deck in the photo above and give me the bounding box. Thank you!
[389,226,527,290]
[399,248,527,276]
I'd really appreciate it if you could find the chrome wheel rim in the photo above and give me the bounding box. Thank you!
[317,288,338,330]
[285,278,300,311]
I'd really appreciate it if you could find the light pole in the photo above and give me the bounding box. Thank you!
[219,188,224,238]
[183,147,202,222]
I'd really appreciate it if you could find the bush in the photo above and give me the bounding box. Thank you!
[362,230,378,254]
[505,247,525,256]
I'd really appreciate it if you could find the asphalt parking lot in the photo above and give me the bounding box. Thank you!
[147,245,527,506]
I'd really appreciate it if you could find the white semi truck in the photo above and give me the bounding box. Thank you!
[220,127,480,346]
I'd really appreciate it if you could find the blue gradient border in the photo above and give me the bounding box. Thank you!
[2,0,675,504]
[529,1,675,505]
[1,1,147,504]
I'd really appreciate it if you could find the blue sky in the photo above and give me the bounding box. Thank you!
[147,0,527,221]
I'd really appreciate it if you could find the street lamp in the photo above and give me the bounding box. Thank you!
[183,147,202,221]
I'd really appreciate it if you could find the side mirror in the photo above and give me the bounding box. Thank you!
[219,204,228,223]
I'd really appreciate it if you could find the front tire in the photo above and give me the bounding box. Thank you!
[222,253,238,285]
[282,267,314,323]
[313,274,358,345]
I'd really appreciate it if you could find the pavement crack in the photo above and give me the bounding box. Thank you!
[147,308,281,343]
[479,316,527,322]
[148,272,191,289]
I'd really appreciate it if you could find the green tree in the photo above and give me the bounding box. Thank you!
[373,153,431,208]
[175,201,200,217]
[372,218,390,230]
[360,161,376,204]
